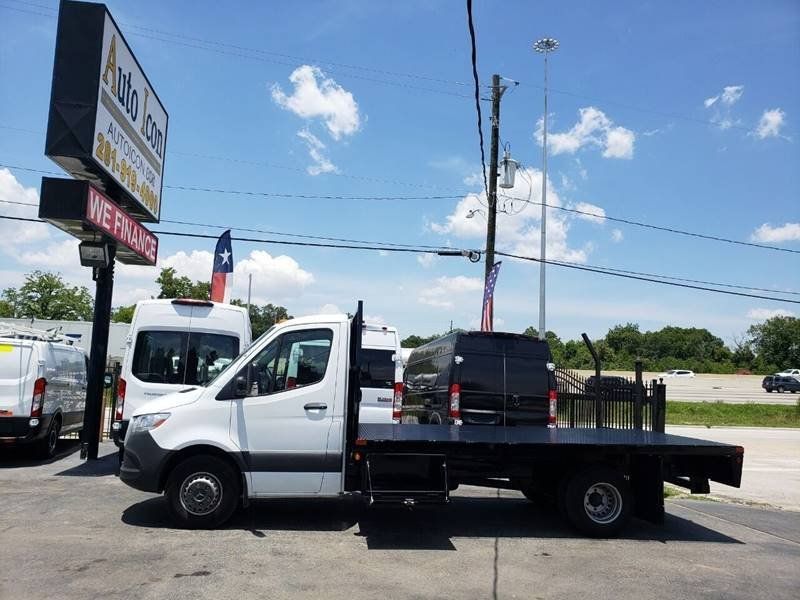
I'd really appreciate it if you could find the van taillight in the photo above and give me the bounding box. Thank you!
[30,377,46,417]
[115,378,126,420]
[548,389,557,428]
[449,383,462,424]
[392,382,403,423]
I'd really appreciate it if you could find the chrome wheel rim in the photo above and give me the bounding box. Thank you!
[179,472,222,516]
[583,482,623,524]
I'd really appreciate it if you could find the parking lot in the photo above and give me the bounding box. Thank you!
[1,440,798,600]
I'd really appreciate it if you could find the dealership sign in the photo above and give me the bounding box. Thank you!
[45,1,168,223]
[39,178,158,266]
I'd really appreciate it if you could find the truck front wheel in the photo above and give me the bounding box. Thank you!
[165,455,240,529]
[564,465,632,537]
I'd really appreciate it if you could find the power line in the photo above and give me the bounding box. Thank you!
[500,193,800,256]
[465,0,489,201]
[2,211,797,304]
[0,1,772,133]
[493,250,800,305]
[2,161,796,255]
[0,163,464,200]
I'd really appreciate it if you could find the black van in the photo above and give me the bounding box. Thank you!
[401,332,556,426]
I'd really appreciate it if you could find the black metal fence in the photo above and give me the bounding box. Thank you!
[555,367,666,432]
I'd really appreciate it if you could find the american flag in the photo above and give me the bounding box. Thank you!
[480,261,502,332]
[210,230,233,303]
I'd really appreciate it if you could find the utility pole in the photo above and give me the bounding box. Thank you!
[484,73,504,282]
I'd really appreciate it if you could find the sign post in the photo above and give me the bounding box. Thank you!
[41,0,167,459]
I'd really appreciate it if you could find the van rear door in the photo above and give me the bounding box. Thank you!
[458,351,505,425]
[0,341,37,423]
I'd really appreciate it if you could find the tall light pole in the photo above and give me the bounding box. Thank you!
[533,37,559,341]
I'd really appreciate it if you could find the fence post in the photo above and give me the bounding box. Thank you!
[581,333,603,428]
[634,360,644,430]
[655,380,666,433]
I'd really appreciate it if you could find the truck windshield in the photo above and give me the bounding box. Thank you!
[132,331,239,385]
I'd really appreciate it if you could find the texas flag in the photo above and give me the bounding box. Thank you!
[210,230,233,303]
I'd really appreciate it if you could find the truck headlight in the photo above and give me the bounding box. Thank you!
[130,413,170,433]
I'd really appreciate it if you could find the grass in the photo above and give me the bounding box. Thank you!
[666,400,800,428]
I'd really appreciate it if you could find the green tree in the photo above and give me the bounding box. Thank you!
[231,300,292,338]
[605,323,643,358]
[156,267,209,300]
[0,271,93,320]
[746,316,800,373]
[522,327,565,365]
[401,333,441,348]
[0,298,13,318]
[111,304,136,323]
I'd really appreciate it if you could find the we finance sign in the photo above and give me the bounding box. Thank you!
[45,1,168,223]
[85,187,158,265]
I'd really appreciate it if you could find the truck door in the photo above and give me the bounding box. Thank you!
[229,325,339,495]
[504,353,550,426]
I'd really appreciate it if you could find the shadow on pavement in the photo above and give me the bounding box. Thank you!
[0,439,81,468]
[55,452,119,477]
[121,494,743,547]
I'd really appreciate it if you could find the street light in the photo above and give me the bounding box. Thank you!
[466,208,486,219]
[436,248,482,263]
[533,37,559,341]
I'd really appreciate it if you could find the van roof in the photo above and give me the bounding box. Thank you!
[135,299,249,314]
[409,331,550,361]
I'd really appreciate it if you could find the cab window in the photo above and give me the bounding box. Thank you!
[242,328,333,397]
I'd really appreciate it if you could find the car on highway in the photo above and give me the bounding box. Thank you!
[762,375,800,393]
[661,369,695,378]
[776,368,800,378]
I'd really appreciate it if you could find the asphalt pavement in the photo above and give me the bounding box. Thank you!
[667,425,800,510]
[1,440,798,600]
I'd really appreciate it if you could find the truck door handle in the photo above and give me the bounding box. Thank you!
[304,402,327,410]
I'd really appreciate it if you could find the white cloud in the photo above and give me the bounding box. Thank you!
[573,201,606,224]
[536,107,635,159]
[0,168,50,247]
[318,303,342,314]
[704,85,744,109]
[271,65,361,140]
[750,222,800,243]
[418,275,483,309]
[747,308,795,320]
[297,128,338,175]
[416,253,439,268]
[753,108,787,140]
[14,239,78,267]
[235,250,314,302]
[611,229,624,243]
[704,85,745,131]
[429,167,598,264]
[603,126,635,159]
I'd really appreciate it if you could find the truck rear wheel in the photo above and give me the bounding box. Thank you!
[165,455,240,529]
[563,465,632,537]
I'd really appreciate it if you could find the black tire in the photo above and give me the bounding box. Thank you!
[765,389,772,393]
[777,386,785,393]
[35,416,61,459]
[563,465,633,538]
[165,455,240,529]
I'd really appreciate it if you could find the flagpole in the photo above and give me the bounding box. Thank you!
[246,273,252,315]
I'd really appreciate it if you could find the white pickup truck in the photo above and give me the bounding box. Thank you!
[120,303,744,537]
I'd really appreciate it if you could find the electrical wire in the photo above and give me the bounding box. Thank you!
[498,193,800,256]
[493,250,800,305]
[1,211,797,303]
[1,161,796,255]
[465,0,489,201]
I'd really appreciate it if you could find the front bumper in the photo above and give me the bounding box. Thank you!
[119,429,173,493]
[0,415,54,445]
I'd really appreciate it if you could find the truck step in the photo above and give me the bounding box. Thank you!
[366,453,449,505]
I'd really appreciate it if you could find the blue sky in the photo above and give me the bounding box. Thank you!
[1,0,798,343]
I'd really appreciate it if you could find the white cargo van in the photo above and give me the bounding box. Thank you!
[0,325,88,458]
[112,299,252,447]
[358,323,402,424]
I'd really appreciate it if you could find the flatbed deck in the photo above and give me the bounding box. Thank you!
[359,424,741,456]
